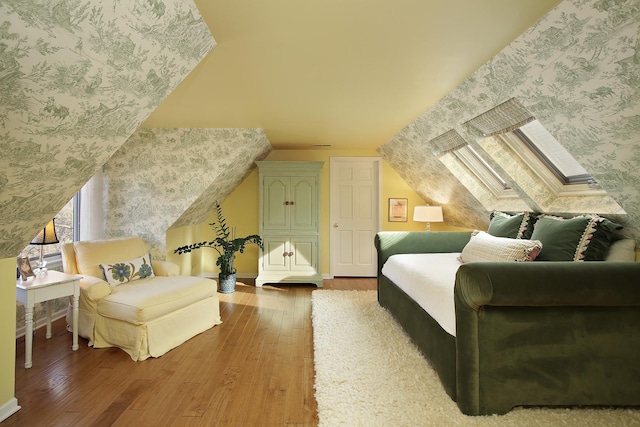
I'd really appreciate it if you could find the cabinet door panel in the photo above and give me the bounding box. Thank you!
[262,237,289,271]
[263,177,290,230]
[291,176,316,231]
[290,236,317,272]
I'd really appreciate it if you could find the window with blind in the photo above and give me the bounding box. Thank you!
[465,98,597,195]
[429,129,514,198]
[511,121,593,185]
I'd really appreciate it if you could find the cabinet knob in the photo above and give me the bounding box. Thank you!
[289,252,294,257]
[290,201,295,205]
[284,201,289,205]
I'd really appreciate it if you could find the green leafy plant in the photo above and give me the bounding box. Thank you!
[174,201,263,277]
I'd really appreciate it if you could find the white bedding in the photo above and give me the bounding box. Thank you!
[381,253,462,336]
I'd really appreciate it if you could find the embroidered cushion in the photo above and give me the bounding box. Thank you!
[530,214,622,261]
[100,253,155,286]
[487,210,537,239]
[459,230,542,263]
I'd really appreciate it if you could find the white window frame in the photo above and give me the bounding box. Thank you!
[499,129,604,197]
[451,145,518,199]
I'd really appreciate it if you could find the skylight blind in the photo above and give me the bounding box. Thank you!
[518,121,591,180]
[430,129,468,154]
[464,98,535,136]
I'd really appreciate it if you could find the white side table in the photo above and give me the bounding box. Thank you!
[16,270,81,368]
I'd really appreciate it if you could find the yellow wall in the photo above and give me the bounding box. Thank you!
[1,257,17,416]
[168,149,469,277]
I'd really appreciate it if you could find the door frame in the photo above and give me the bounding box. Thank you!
[329,157,382,277]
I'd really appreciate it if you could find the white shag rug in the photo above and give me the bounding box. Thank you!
[311,290,640,427]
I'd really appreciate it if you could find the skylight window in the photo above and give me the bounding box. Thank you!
[429,129,515,199]
[464,98,597,194]
[453,145,514,196]
[498,120,599,195]
[514,121,593,185]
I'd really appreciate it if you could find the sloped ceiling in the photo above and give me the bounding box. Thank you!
[0,1,214,258]
[102,128,271,258]
[5,0,638,260]
[379,0,640,241]
[143,0,563,150]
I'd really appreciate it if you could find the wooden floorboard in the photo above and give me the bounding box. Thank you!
[6,277,376,426]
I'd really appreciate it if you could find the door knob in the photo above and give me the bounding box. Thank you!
[333,223,339,228]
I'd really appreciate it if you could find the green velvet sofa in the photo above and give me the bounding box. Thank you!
[375,231,640,415]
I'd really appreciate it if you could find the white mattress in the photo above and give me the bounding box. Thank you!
[381,253,461,336]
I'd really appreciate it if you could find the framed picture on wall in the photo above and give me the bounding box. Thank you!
[388,198,408,222]
[17,256,35,281]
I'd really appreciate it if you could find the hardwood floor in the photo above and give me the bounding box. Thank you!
[6,277,376,426]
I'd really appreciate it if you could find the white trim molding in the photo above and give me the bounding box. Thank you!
[0,397,21,423]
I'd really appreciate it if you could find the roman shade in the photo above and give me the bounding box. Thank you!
[430,129,468,154]
[464,97,535,137]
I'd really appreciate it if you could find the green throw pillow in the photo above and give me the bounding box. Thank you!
[530,214,622,261]
[487,211,536,239]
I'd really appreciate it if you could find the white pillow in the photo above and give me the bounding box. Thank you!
[459,230,543,263]
[604,239,637,262]
[100,253,155,286]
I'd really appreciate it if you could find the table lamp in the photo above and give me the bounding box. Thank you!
[413,206,443,231]
[30,218,60,275]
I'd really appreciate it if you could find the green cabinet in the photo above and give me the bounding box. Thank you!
[256,161,323,287]
[262,176,317,232]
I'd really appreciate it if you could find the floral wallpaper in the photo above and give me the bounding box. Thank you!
[0,0,215,259]
[378,0,640,244]
[102,128,272,259]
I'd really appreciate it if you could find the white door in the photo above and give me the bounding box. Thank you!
[330,157,380,277]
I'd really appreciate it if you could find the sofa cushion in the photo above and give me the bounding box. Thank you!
[100,253,155,287]
[530,214,622,261]
[75,237,149,279]
[97,276,216,324]
[605,238,637,262]
[459,230,542,263]
[487,211,536,239]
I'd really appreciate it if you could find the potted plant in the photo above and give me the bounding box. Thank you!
[174,201,263,293]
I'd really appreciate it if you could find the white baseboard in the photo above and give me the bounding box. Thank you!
[15,309,67,339]
[199,273,258,280]
[200,272,333,282]
[0,397,21,423]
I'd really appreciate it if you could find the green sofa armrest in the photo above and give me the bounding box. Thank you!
[375,231,471,274]
[455,261,640,310]
[454,260,640,415]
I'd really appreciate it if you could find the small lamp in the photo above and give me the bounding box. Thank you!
[30,218,60,275]
[413,206,443,231]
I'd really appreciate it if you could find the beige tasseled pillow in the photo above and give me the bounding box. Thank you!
[605,239,637,262]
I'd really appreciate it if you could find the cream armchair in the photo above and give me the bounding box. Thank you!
[61,236,221,361]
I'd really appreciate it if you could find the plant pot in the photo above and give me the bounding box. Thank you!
[219,273,237,294]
